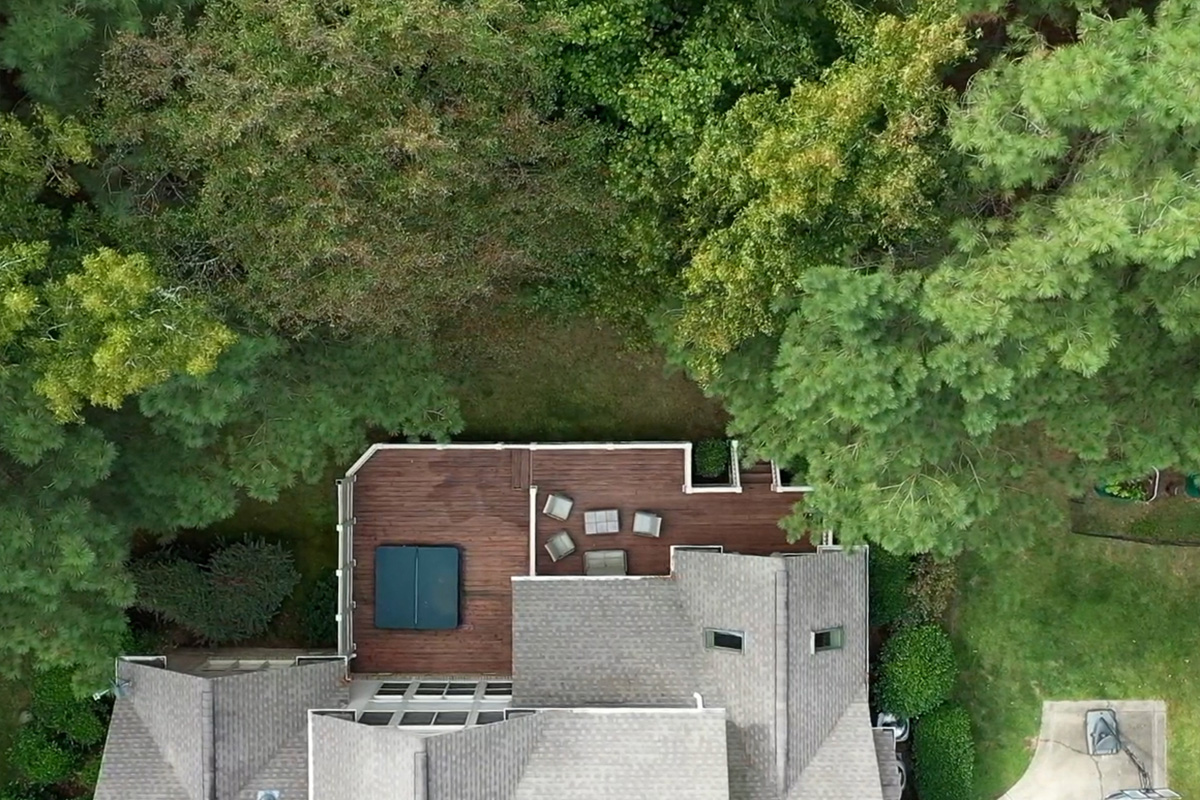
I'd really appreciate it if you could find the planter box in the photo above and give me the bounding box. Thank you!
[687,440,742,494]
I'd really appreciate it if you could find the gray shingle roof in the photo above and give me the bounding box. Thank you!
[211,663,348,799]
[95,660,346,800]
[512,576,699,707]
[309,713,426,800]
[783,550,870,785]
[94,698,192,800]
[316,708,730,800]
[785,698,883,800]
[512,548,880,800]
[506,709,730,800]
[872,729,903,800]
[97,663,210,800]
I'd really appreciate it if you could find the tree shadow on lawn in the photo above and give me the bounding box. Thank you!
[951,530,1200,799]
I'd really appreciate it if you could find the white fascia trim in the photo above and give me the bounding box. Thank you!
[511,575,670,583]
[307,710,315,800]
[345,442,693,477]
[556,706,727,716]
[527,485,538,576]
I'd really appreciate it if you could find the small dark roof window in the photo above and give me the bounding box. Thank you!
[704,628,744,652]
[433,711,470,726]
[358,711,393,726]
[813,627,845,652]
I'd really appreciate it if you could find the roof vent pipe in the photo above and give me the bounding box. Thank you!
[693,692,704,709]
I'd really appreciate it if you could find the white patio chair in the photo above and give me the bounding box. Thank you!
[542,493,574,521]
[632,511,662,538]
[545,531,576,562]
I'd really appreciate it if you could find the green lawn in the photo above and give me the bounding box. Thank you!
[1071,491,1200,544]
[952,526,1200,799]
[440,313,726,442]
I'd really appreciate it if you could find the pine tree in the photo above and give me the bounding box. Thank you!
[709,0,1200,554]
[96,335,463,533]
[0,0,202,111]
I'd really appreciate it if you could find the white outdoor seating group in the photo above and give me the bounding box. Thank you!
[540,492,664,575]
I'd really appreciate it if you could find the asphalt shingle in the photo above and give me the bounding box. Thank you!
[95,660,346,800]
[309,713,426,800]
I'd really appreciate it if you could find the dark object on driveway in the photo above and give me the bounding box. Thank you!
[1087,708,1121,756]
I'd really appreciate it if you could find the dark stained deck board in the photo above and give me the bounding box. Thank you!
[531,449,810,577]
[351,449,528,676]
[510,448,531,490]
[350,446,811,676]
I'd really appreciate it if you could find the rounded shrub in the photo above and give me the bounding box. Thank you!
[135,537,300,644]
[694,439,730,479]
[9,726,78,785]
[876,624,956,718]
[914,703,975,800]
[868,547,911,627]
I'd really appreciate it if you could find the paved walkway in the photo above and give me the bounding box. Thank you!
[1000,700,1168,800]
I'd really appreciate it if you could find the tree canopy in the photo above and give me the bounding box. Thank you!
[0,0,1188,691]
[94,0,611,334]
[706,0,1200,554]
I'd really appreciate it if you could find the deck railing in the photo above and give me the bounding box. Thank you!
[336,476,356,659]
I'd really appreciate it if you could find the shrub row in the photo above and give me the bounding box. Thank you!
[871,545,974,799]
[914,703,975,800]
[876,624,956,719]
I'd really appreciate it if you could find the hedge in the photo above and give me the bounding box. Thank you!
[135,537,299,644]
[876,624,956,718]
[914,703,975,800]
[694,439,730,478]
[868,547,911,627]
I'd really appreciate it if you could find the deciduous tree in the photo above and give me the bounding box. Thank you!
[95,0,609,334]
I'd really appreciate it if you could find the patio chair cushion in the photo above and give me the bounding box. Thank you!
[632,511,662,538]
[543,493,574,521]
[584,549,627,576]
[545,531,576,562]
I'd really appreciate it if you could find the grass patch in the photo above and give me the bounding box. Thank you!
[439,313,726,442]
[952,527,1200,798]
[1071,491,1200,543]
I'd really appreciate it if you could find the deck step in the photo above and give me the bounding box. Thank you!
[510,449,531,490]
[741,462,775,485]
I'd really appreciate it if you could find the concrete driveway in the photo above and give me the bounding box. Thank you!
[1001,700,1168,800]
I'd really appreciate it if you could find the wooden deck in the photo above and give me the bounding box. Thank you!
[349,446,811,676]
